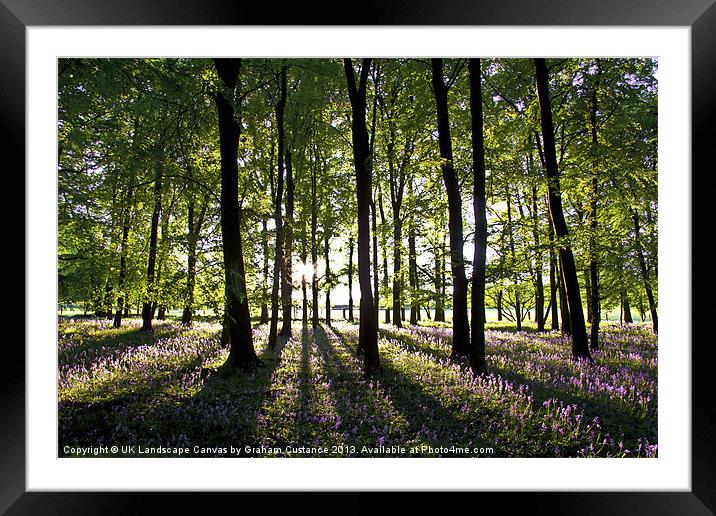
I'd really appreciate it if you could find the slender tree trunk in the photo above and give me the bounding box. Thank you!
[431,58,470,359]
[140,165,162,332]
[371,199,379,326]
[441,245,447,321]
[113,186,133,328]
[378,189,391,325]
[345,58,380,376]
[324,229,332,326]
[622,287,633,324]
[280,149,294,337]
[369,91,380,328]
[434,242,445,322]
[531,185,545,332]
[268,66,287,350]
[548,221,560,331]
[259,218,270,324]
[181,200,197,325]
[584,271,593,324]
[102,277,113,320]
[348,237,355,322]
[311,154,319,329]
[632,211,658,333]
[302,222,308,325]
[535,58,590,360]
[506,188,522,332]
[557,258,572,334]
[468,58,487,373]
[497,290,503,321]
[392,200,403,328]
[408,200,418,326]
[588,60,602,349]
[214,58,259,369]
[154,196,171,323]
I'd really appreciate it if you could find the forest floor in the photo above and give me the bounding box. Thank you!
[58,317,657,458]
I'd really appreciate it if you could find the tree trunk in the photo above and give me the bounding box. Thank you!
[531,185,545,332]
[153,193,171,325]
[392,204,403,328]
[506,188,522,332]
[345,58,380,376]
[268,65,287,350]
[557,258,572,335]
[408,198,418,326]
[324,229,331,326]
[622,287,633,324]
[431,58,470,359]
[371,198,379,327]
[434,242,445,322]
[378,189,391,325]
[301,222,309,325]
[140,164,162,332]
[468,58,487,373]
[102,278,113,320]
[214,58,259,369]
[548,212,560,331]
[584,271,592,324]
[113,186,134,328]
[588,60,602,350]
[311,153,319,329]
[497,290,503,321]
[280,149,294,337]
[348,237,355,322]
[534,58,590,360]
[259,218,270,324]
[632,211,658,333]
[181,200,197,325]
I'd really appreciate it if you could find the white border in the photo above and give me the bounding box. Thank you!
[27,26,691,491]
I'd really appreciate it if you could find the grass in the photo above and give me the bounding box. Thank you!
[58,317,657,458]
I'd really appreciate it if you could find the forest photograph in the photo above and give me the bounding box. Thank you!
[57,57,658,459]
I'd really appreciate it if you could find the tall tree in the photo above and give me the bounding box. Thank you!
[468,58,487,374]
[214,58,259,369]
[311,145,319,328]
[587,59,602,349]
[431,58,470,359]
[140,162,162,332]
[534,58,590,360]
[268,65,287,350]
[345,58,381,376]
[347,236,355,322]
[280,149,295,337]
[181,193,207,326]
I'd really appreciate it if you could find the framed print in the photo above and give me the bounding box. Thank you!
[4,0,710,513]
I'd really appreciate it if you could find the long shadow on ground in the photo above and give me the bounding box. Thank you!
[59,326,283,457]
[328,324,495,456]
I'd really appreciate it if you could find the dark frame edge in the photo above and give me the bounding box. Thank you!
[691,1,716,513]
[0,1,26,515]
[4,0,712,513]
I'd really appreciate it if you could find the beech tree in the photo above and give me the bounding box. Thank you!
[214,58,260,369]
[345,58,381,377]
[431,58,470,359]
[534,58,590,360]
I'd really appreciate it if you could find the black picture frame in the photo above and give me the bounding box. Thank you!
[3,0,708,513]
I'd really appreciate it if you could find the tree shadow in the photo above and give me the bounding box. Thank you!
[58,326,283,457]
[378,326,450,363]
[485,361,657,446]
[58,320,199,370]
[328,324,494,456]
[310,324,399,453]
